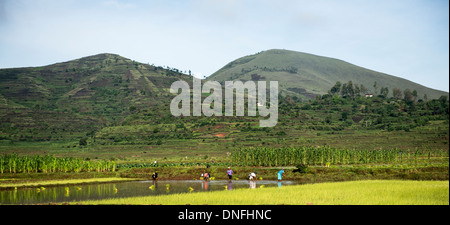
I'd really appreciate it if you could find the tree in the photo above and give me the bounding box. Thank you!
[330,81,341,95]
[325,115,332,124]
[360,84,368,95]
[341,81,355,99]
[354,84,361,97]
[412,90,418,102]
[393,88,402,99]
[341,111,348,121]
[341,83,348,97]
[373,81,378,95]
[251,74,262,81]
[79,137,87,146]
[403,89,414,104]
[380,87,389,98]
[439,95,448,105]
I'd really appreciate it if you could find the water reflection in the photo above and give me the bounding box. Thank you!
[201,180,210,191]
[0,179,297,205]
[227,180,233,191]
[249,180,257,189]
[0,183,119,205]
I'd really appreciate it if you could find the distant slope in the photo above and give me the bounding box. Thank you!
[207,49,448,100]
[1,51,448,143]
[0,53,194,138]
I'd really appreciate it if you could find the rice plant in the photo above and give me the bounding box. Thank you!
[77,180,449,205]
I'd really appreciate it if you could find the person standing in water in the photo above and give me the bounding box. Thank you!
[227,167,233,180]
[248,172,257,180]
[202,170,210,181]
[152,172,158,181]
[277,168,285,181]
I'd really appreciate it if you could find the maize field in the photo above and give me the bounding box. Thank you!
[0,153,116,173]
[231,146,448,167]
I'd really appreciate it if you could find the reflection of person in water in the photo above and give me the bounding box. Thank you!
[249,180,257,189]
[278,181,282,188]
[227,180,233,190]
[202,180,210,190]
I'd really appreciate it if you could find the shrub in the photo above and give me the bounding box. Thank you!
[79,137,87,146]
[293,163,308,173]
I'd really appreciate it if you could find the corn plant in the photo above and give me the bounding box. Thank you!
[231,146,431,166]
[0,153,116,174]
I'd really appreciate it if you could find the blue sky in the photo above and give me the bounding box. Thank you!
[0,0,448,92]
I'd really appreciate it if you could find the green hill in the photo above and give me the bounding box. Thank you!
[207,49,448,100]
[0,53,194,140]
[0,51,448,153]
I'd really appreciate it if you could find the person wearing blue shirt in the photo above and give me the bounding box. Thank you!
[277,168,285,181]
[227,167,233,180]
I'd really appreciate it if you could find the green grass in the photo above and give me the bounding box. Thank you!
[76,180,449,205]
[1,119,447,164]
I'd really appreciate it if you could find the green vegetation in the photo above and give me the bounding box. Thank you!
[76,180,449,205]
[0,153,116,173]
[0,51,448,205]
[232,146,448,167]
[209,49,448,100]
[119,163,448,182]
[0,50,448,146]
[0,53,194,143]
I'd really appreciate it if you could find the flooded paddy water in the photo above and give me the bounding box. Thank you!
[0,179,298,205]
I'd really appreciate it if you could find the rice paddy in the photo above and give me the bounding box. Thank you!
[76,180,449,205]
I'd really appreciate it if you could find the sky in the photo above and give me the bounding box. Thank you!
[0,0,448,92]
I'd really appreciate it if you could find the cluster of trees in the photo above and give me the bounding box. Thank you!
[329,81,422,102]
[260,66,298,74]
[330,81,370,98]
[276,80,448,133]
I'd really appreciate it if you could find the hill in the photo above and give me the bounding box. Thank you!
[0,52,448,156]
[0,53,195,140]
[207,49,448,100]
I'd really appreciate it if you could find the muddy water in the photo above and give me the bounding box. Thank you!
[0,180,297,205]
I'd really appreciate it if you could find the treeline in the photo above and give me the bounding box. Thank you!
[277,80,448,132]
[324,81,449,115]
[328,80,426,101]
